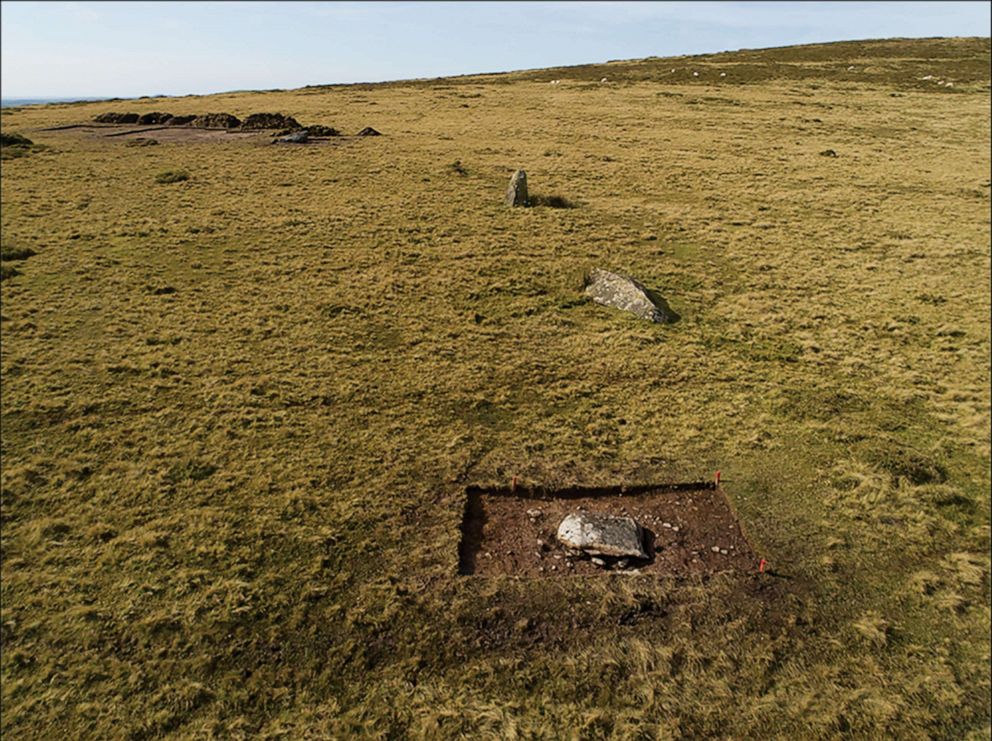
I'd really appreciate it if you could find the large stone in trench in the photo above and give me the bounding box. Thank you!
[584,267,679,324]
[274,130,309,143]
[556,513,648,559]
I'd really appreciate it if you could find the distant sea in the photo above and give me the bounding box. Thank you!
[1,97,114,108]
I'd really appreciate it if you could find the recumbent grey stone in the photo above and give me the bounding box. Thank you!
[556,512,647,559]
[274,130,310,144]
[584,267,679,323]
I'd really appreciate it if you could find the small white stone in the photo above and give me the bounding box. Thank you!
[720,549,728,555]
[590,557,606,567]
[672,526,680,532]
[711,546,720,553]
[663,522,672,528]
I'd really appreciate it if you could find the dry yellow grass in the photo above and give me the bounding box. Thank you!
[1,37,989,738]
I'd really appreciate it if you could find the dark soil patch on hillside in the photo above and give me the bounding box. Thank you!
[459,483,759,577]
[242,112,301,130]
[193,112,242,129]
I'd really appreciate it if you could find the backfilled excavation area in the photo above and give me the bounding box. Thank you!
[459,483,758,577]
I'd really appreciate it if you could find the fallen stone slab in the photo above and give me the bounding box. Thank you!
[273,130,309,144]
[556,512,647,559]
[584,267,679,324]
[504,170,529,206]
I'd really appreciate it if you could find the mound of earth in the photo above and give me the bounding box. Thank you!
[242,113,301,130]
[1,132,33,147]
[356,126,382,136]
[193,113,242,129]
[305,125,341,137]
[137,112,173,125]
[1,131,43,160]
[93,112,140,124]
[166,115,196,126]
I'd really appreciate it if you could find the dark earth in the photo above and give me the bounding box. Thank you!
[460,483,760,577]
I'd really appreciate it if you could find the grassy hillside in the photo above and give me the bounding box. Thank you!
[1,37,989,738]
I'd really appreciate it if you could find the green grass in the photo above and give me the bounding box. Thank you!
[0,36,989,739]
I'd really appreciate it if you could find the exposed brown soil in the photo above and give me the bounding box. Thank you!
[459,483,759,577]
[110,127,263,142]
[39,124,361,146]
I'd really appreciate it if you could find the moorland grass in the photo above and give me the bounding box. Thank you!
[0,37,989,739]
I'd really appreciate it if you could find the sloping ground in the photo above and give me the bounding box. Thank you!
[300,36,991,91]
[1,38,989,738]
[510,36,992,89]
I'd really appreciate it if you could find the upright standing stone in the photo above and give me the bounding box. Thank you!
[504,170,529,207]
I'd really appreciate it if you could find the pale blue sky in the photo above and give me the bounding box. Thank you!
[1,1,989,98]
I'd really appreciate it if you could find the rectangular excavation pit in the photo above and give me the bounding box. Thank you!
[458,483,758,577]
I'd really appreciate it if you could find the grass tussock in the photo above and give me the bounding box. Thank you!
[1,132,33,147]
[154,169,189,184]
[0,244,36,261]
[1,131,47,159]
[529,193,578,209]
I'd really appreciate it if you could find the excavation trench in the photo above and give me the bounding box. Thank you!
[458,482,758,577]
